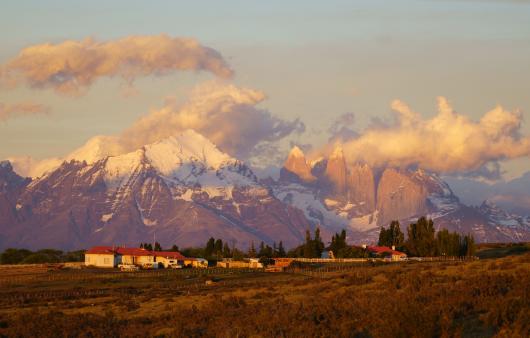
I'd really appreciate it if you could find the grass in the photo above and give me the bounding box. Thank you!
[476,242,530,259]
[0,254,529,337]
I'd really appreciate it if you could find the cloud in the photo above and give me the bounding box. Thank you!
[7,155,62,178]
[326,97,530,176]
[0,34,233,95]
[328,112,358,142]
[8,81,304,177]
[119,81,304,159]
[0,102,49,121]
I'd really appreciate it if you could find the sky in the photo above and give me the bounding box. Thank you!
[1,0,529,180]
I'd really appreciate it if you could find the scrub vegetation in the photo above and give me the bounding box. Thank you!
[0,247,528,337]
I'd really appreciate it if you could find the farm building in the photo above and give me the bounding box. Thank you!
[84,246,122,267]
[366,246,407,261]
[216,258,263,268]
[119,247,155,266]
[153,251,187,268]
[84,246,192,268]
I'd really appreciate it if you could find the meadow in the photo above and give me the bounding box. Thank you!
[0,247,528,338]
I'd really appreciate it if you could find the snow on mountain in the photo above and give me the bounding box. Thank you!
[100,130,258,198]
[0,130,312,250]
[275,146,530,243]
[66,135,124,166]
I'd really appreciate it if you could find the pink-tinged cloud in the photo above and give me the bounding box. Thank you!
[119,81,304,159]
[9,81,304,177]
[324,97,530,175]
[0,34,233,95]
[0,102,49,121]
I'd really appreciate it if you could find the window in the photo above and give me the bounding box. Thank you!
[104,257,110,264]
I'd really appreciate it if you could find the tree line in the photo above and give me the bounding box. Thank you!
[0,216,476,264]
[378,217,476,257]
[0,248,84,264]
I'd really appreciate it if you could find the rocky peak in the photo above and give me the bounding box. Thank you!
[281,146,316,182]
[348,163,376,212]
[325,145,347,194]
[0,160,29,190]
[376,168,429,226]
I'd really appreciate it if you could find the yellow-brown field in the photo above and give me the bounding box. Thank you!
[0,252,529,337]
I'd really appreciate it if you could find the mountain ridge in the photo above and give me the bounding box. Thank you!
[1,133,529,250]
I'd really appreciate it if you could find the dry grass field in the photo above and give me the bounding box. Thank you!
[0,251,529,338]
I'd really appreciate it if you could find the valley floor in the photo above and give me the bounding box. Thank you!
[0,253,529,338]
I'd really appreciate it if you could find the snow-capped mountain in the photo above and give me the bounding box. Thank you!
[273,146,530,243]
[0,130,312,250]
[2,133,529,250]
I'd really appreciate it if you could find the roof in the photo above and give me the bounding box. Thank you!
[116,247,153,256]
[85,246,117,255]
[366,246,407,256]
[85,246,187,259]
[154,251,187,260]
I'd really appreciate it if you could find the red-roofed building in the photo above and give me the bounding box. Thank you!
[366,246,407,261]
[85,246,121,267]
[85,246,190,268]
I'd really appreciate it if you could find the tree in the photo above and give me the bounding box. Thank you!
[0,248,33,264]
[154,242,162,251]
[205,237,215,258]
[302,228,325,258]
[378,221,404,249]
[248,241,257,258]
[314,228,325,257]
[435,229,461,256]
[169,245,179,252]
[214,239,223,256]
[461,234,476,257]
[232,248,245,260]
[258,242,273,258]
[406,217,435,257]
[223,242,232,258]
[330,229,347,256]
[278,241,286,258]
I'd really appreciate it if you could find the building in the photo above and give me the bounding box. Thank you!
[190,258,208,268]
[85,246,190,268]
[153,251,187,268]
[366,246,407,261]
[119,247,155,267]
[216,258,263,268]
[85,246,122,268]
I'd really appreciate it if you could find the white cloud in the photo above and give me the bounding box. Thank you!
[326,97,530,175]
[8,81,304,177]
[119,80,304,159]
[0,34,233,96]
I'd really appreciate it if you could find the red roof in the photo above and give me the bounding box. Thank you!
[116,247,153,256]
[85,246,187,259]
[367,246,406,256]
[154,251,187,260]
[85,246,116,255]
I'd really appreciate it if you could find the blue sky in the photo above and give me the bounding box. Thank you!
[1,0,529,178]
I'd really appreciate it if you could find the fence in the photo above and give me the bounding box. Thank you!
[0,266,266,287]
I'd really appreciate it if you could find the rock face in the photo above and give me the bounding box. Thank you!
[376,168,428,226]
[280,146,315,183]
[324,146,348,195]
[0,161,31,240]
[0,131,312,251]
[2,137,530,250]
[274,146,530,243]
[348,163,376,213]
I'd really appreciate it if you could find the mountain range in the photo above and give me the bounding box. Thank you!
[1,130,529,250]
